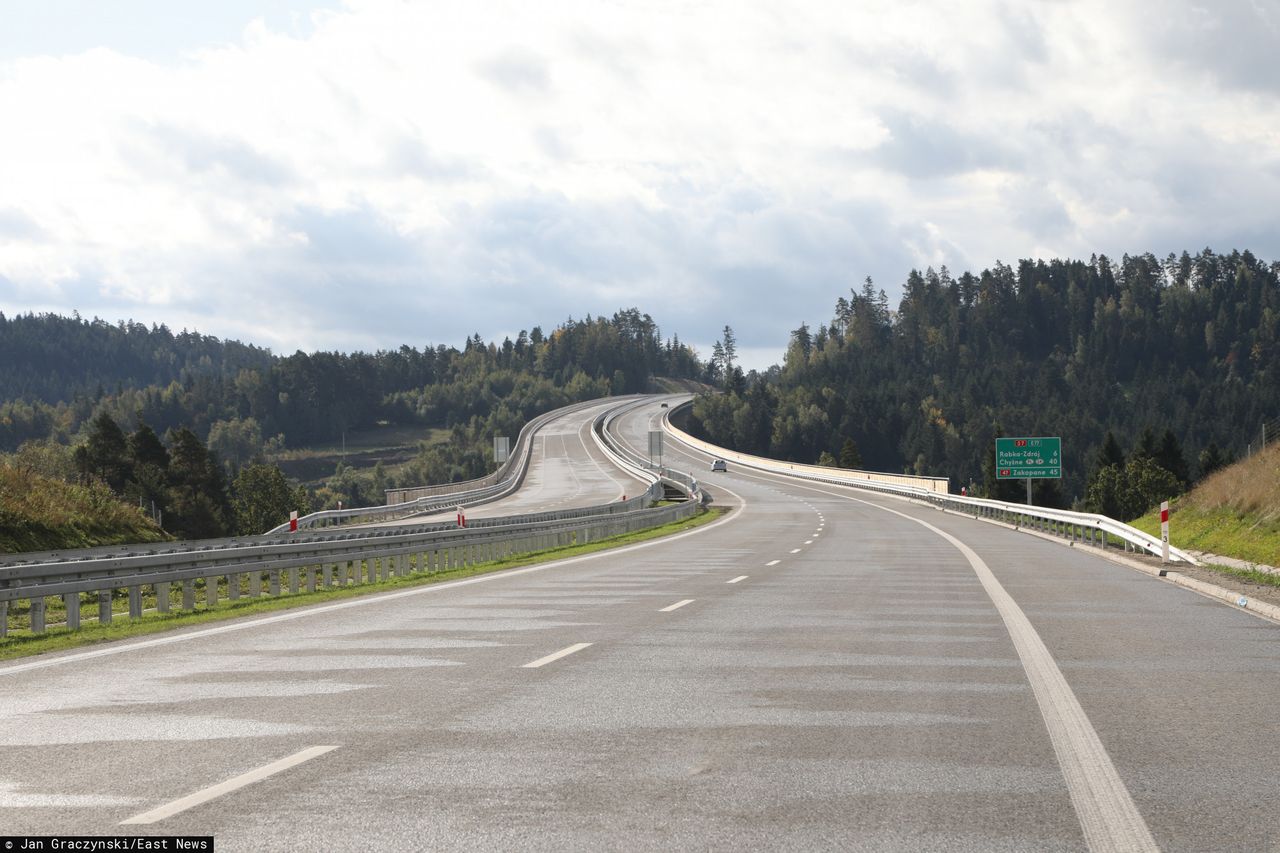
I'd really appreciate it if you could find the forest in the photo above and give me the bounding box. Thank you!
[0,308,703,541]
[687,249,1278,516]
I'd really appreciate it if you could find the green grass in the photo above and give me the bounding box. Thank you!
[1201,564,1280,588]
[0,506,725,661]
[1131,501,1280,568]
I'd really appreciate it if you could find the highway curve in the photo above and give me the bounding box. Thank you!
[1,395,1277,851]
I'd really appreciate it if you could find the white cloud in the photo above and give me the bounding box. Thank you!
[1,0,1278,371]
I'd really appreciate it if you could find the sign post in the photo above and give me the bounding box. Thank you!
[648,430,664,468]
[995,437,1062,507]
[1160,500,1170,563]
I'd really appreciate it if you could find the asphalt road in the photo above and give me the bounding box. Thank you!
[366,397,650,528]
[1,396,1277,851]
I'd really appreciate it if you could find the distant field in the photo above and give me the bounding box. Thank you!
[271,424,448,485]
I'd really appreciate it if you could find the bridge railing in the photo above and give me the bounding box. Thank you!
[662,403,1197,565]
[267,398,630,533]
[0,397,702,638]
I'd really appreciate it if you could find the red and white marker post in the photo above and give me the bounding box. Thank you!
[1160,500,1170,563]
[289,510,299,533]
[456,506,466,528]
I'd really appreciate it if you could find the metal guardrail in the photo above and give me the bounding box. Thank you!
[662,403,1198,565]
[598,397,705,501]
[665,408,949,494]
[0,397,702,638]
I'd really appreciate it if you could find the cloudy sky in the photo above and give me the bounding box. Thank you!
[1,0,1278,369]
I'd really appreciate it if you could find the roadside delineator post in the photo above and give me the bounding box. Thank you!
[1160,500,1170,564]
[289,510,299,532]
[456,506,466,528]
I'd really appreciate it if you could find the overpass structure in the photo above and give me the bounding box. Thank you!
[1,395,1277,851]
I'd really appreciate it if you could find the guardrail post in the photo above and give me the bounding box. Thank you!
[206,575,218,607]
[307,567,317,592]
[229,573,241,601]
[99,590,112,624]
[269,570,280,596]
[65,593,80,630]
[322,563,333,586]
[156,582,170,613]
[31,597,46,633]
[0,601,7,637]
[289,567,300,594]
[128,586,142,619]
[249,570,261,597]
[182,580,195,610]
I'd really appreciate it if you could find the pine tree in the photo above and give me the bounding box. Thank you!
[839,438,863,469]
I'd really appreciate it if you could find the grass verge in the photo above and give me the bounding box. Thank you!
[1131,502,1280,568]
[0,506,724,662]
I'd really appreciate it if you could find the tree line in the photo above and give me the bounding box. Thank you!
[0,308,702,454]
[1,308,705,541]
[688,249,1278,518]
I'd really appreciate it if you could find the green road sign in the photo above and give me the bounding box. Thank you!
[996,436,1062,479]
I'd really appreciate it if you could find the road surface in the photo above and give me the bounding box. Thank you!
[1,395,1277,851]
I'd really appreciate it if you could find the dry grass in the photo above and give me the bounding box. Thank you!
[0,464,169,553]
[1131,442,1280,566]
[1183,440,1280,522]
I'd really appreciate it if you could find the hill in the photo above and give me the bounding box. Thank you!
[0,312,273,405]
[0,463,170,553]
[687,249,1279,507]
[1131,441,1280,567]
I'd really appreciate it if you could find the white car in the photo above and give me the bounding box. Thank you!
[710,459,727,472]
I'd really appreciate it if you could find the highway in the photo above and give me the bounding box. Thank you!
[2,396,1278,851]
[366,397,650,527]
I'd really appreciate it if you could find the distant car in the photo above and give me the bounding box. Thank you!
[710,459,727,472]
[660,402,669,408]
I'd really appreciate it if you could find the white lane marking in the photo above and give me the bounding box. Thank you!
[0,495,744,677]
[790,548,802,554]
[804,539,814,545]
[899,510,1158,852]
[766,559,781,566]
[702,464,1159,853]
[577,411,639,496]
[727,576,748,584]
[659,599,694,612]
[120,745,339,825]
[522,642,593,668]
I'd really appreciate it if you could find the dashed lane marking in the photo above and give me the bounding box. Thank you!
[522,642,594,669]
[121,746,340,825]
